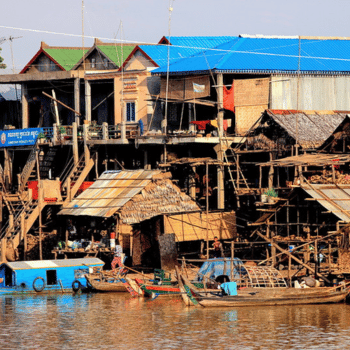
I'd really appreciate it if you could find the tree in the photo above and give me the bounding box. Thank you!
[0,47,6,69]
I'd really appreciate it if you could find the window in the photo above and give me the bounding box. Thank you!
[46,270,57,285]
[91,58,96,68]
[103,58,109,68]
[126,102,136,122]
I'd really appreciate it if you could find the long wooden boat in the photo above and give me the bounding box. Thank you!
[179,274,350,307]
[85,274,127,292]
[134,277,208,298]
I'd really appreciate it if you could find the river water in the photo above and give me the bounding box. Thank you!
[1,293,350,349]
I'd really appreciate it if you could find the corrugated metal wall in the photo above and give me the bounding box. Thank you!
[270,75,350,110]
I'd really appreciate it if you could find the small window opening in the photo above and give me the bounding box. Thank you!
[46,270,57,285]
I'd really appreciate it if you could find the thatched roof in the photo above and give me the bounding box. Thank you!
[264,110,349,149]
[58,170,200,224]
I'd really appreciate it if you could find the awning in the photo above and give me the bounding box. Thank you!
[301,184,350,222]
[58,169,161,218]
[58,169,200,224]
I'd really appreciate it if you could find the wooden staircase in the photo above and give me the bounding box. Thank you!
[219,136,253,198]
[0,145,96,262]
[39,148,58,179]
[61,152,96,204]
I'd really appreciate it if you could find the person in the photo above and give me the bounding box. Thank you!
[67,220,77,240]
[111,245,123,270]
[213,236,222,258]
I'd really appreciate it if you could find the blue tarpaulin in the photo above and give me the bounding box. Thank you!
[195,258,247,282]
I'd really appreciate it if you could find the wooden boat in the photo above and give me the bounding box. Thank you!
[85,274,127,292]
[134,277,208,298]
[178,273,350,307]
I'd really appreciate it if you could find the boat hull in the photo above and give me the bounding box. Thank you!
[85,275,127,292]
[197,289,349,307]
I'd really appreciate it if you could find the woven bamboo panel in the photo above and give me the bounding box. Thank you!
[235,104,268,135]
[164,211,236,242]
[160,75,210,100]
[234,78,270,107]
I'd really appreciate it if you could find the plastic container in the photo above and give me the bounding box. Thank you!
[110,239,116,249]
[110,232,116,239]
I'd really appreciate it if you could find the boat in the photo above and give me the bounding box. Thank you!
[84,268,143,296]
[134,266,219,298]
[178,273,350,307]
[0,258,104,295]
[85,274,127,293]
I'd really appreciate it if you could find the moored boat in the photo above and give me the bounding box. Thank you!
[85,274,127,292]
[0,258,104,295]
[178,273,350,307]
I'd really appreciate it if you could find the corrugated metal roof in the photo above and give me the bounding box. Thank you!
[302,184,350,222]
[3,258,104,270]
[153,37,350,75]
[58,170,161,217]
[265,110,348,148]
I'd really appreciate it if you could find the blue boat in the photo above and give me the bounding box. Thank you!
[0,258,104,295]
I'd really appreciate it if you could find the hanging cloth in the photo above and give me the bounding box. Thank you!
[223,81,235,112]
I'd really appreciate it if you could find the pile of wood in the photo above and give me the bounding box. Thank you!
[310,171,350,184]
[24,232,58,260]
[338,249,350,272]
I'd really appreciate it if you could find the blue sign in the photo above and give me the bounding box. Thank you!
[0,128,43,147]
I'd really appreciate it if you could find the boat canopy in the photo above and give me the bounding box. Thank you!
[195,258,287,288]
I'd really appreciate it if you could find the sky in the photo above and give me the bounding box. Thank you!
[1,0,350,74]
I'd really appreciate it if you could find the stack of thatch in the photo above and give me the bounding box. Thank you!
[120,173,200,224]
[310,171,350,184]
[338,249,350,272]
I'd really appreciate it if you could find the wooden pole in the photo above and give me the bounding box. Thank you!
[206,161,209,259]
[39,205,43,260]
[230,241,234,281]
[255,230,331,284]
[42,91,81,116]
[51,89,60,126]
[288,254,292,286]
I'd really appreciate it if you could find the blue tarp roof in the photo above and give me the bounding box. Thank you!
[139,36,238,68]
[153,36,350,75]
[195,258,246,282]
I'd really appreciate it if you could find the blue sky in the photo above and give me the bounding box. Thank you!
[0,0,350,74]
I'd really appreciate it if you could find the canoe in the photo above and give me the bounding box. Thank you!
[179,273,350,307]
[85,274,127,292]
[134,277,209,297]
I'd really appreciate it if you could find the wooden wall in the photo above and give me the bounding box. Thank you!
[163,211,236,242]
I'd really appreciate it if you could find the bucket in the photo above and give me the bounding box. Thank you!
[110,239,116,249]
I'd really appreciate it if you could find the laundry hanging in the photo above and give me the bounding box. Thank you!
[223,81,235,112]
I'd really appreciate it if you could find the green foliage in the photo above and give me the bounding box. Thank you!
[264,188,278,197]
[59,126,66,134]
[38,132,45,139]
[0,47,6,69]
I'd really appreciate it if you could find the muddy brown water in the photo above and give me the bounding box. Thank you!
[1,293,350,349]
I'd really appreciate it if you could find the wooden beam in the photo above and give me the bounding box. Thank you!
[255,230,331,284]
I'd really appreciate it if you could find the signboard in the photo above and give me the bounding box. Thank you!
[0,128,43,147]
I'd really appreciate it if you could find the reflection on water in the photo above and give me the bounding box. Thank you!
[1,293,350,349]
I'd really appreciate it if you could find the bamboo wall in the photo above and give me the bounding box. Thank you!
[163,211,236,242]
